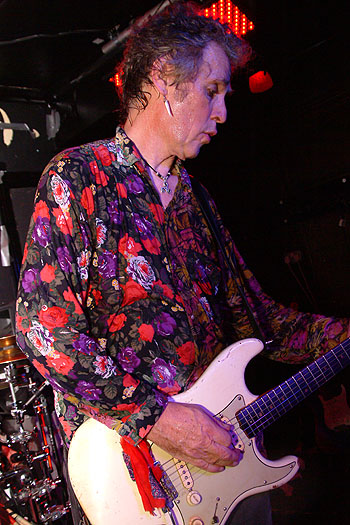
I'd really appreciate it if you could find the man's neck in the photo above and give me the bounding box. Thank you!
[123,108,175,176]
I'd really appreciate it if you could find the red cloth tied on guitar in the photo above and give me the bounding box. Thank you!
[120,437,167,514]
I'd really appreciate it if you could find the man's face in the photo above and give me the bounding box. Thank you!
[165,42,231,160]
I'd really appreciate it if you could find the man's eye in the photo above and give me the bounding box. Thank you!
[207,89,217,98]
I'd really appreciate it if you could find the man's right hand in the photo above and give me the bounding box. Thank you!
[147,401,242,473]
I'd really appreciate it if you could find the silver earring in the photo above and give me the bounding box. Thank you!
[163,96,173,117]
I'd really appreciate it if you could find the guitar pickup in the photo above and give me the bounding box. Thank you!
[174,458,194,490]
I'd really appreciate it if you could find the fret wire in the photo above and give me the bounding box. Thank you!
[286,377,302,403]
[312,359,333,384]
[331,347,343,367]
[237,339,350,438]
[317,354,337,376]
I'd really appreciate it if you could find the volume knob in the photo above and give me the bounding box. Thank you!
[186,490,202,506]
[189,518,204,525]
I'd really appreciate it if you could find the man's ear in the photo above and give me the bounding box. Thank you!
[149,57,171,98]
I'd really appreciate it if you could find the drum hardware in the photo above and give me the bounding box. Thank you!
[39,503,71,522]
[28,450,49,463]
[23,381,50,410]
[6,429,33,446]
[0,467,31,483]
[13,478,61,503]
[8,452,25,464]
[0,335,71,523]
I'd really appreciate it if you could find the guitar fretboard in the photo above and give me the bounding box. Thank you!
[237,338,350,438]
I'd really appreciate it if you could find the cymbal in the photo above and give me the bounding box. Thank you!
[0,335,27,365]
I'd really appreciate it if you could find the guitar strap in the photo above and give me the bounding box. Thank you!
[191,176,266,345]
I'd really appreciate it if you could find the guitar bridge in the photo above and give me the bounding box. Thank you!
[158,462,178,503]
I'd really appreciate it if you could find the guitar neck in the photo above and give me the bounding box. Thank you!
[237,338,350,438]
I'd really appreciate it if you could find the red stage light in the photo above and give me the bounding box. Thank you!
[110,72,122,88]
[110,2,258,90]
[249,71,273,93]
[202,0,255,37]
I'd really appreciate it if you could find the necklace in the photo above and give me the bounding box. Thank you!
[143,159,172,194]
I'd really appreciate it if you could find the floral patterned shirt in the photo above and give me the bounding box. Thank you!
[16,127,349,445]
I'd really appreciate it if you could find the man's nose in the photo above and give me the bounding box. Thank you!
[212,98,227,124]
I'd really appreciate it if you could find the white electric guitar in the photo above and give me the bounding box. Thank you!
[68,337,350,525]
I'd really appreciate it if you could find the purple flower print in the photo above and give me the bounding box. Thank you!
[128,177,145,194]
[155,390,169,407]
[107,201,124,225]
[93,355,117,379]
[117,347,141,373]
[75,381,102,401]
[98,251,117,279]
[153,312,177,336]
[73,334,99,355]
[65,405,77,420]
[57,246,72,272]
[33,216,51,247]
[22,268,40,293]
[127,256,155,290]
[134,214,153,239]
[151,358,176,388]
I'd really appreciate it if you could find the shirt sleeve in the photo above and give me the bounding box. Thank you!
[204,186,349,363]
[15,154,164,444]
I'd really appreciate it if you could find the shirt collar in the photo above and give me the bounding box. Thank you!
[114,126,192,189]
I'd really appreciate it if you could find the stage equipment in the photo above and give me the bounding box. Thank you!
[0,335,71,523]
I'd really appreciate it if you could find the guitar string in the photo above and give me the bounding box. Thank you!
[161,361,336,484]
[234,352,343,436]
[159,375,313,485]
[159,414,249,493]
[158,346,350,490]
[159,369,329,489]
[159,367,335,493]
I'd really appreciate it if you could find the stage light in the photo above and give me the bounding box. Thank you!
[249,71,273,93]
[202,0,254,37]
[109,72,122,88]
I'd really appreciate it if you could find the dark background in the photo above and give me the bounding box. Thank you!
[0,0,349,316]
[0,1,349,523]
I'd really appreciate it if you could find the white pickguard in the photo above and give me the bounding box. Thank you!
[68,339,299,525]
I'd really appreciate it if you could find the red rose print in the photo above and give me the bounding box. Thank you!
[108,313,127,332]
[121,279,148,307]
[123,374,140,388]
[118,234,142,257]
[142,237,161,255]
[38,306,69,329]
[33,200,50,220]
[40,264,56,283]
[148,203,164,224]
[32,358,49,377]
[59,416,73,440]
[91,288,102,304]
[138,323,154,342]
[116,182,127,198]
[92,145,114,166]
[115,402,140,414]
[81,187,94,215]
[22,242,28,263]
[46,352,75,375]
[53,207,73,235]
[154,280,174,299]
[16,313,30,334]
[89,160,109,186]
[176,341,196,365]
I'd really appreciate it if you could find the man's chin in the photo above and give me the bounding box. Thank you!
[184,146,202,160]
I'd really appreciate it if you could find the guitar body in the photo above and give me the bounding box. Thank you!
[68,338,299,525]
